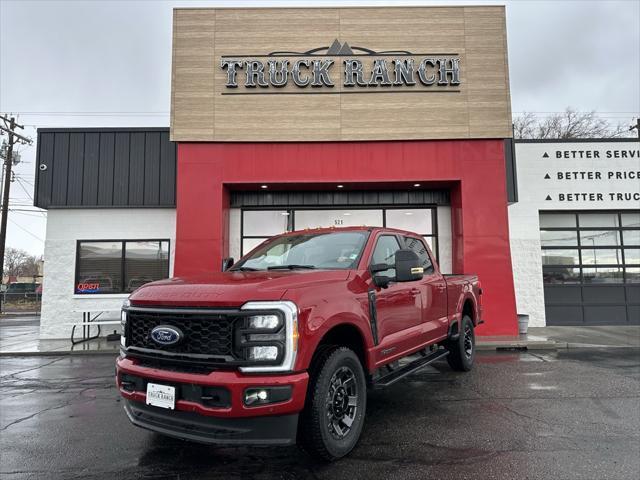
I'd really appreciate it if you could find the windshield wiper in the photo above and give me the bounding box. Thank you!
[231,266,261,271]
[267,264,316,270]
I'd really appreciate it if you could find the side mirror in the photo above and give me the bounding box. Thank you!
[370,263,390,274]
[369,263,392,288]
[222,257,234,272]
[395,249,424,282]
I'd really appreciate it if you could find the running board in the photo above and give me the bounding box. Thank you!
[372,349,449,389]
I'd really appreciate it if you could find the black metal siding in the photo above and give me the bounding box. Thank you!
[230,189,450,208]
[504,138,518,204]
[35,128,176,209]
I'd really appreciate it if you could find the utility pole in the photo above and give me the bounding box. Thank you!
[0,115,32,292]
[630,118,640,139]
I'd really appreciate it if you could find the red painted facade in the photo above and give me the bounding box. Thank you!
[174,139,518,335]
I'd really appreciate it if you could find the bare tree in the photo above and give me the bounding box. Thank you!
[3,247,40,277]
[513,108,635,139]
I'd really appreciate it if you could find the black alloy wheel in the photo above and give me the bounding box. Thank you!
[463,322,474,359]
[326,366,359,439]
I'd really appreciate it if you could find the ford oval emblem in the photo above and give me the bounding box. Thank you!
[150,325,183,346]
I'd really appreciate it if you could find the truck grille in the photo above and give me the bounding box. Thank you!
[126,309,236,358]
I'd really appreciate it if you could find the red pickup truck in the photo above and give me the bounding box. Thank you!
[116,227,482,460]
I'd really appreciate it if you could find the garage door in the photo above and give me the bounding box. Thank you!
[540,211,640,325]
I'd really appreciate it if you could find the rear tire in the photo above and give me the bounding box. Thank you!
[446,315,475,372]
[298,347,367,461]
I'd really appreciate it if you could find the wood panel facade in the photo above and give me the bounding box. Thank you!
[171,6,512,142]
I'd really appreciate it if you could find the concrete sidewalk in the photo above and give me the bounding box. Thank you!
[1,314,639,355]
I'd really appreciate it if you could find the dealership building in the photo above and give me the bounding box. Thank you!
[32,6,639,339]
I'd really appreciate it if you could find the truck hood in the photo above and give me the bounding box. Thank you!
[128,270,351,307]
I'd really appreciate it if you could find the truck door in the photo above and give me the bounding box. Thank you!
[402,235,449,341]
[369,234,423,359]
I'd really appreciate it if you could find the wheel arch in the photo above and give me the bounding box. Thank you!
[449,295,477,339]
[309,322,370,373]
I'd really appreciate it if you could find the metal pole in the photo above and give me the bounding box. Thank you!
[0,117,16,293]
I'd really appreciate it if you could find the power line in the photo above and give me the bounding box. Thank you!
[8,218,44,243]
[9,210,47,218]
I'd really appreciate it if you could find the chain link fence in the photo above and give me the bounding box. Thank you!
[0,292,42,314]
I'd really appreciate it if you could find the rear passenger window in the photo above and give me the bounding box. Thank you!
[371,235,401,278]
[403,236,434,272]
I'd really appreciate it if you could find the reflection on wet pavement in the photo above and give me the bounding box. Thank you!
[1,349,639,479]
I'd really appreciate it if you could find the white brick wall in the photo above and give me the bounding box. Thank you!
[40,209,176,339]
[508,141,640,327]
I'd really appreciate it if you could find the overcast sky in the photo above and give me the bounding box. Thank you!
[1,0,639,256]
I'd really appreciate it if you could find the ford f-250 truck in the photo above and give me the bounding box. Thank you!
[116,227,482,460]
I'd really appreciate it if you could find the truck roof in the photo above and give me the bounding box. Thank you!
[277,226,422,237]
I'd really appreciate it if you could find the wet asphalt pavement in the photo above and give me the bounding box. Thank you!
[1,349,639,480]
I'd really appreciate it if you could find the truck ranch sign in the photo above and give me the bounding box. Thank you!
[220,40,461,92]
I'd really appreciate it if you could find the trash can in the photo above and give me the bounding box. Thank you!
[517,314,529,335]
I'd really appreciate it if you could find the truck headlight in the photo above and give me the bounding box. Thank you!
[248,346,279,361]
[247,314,281,330]
[238,301,298,373]
[121,298,130,348]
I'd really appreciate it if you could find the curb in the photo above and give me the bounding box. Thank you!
[0,349,119,357]
[476,340,562,351]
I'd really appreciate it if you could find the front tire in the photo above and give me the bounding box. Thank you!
[299,347,367,461]
[446,315,475,371]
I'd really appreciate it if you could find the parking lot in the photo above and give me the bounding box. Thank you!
[1,348,639,480]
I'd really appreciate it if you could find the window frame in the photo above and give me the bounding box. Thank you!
[74,239,170,295]
[240,206,439,262]
[402,235,435,274]
[540,210,640,284]
[369,233,403,278]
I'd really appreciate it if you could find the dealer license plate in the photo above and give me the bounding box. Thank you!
[146,382,176,410]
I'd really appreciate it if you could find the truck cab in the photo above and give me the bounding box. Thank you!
[116,227,482,460]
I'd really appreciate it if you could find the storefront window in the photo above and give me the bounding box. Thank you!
[623,230,640,246]
[76,242,122,293]
[540,211,640,285]
[579,230,620,247]
[581,249,622,266]
[541,249,579,265]
[539,213,576,228]
[625,267,640,283]
[578,213,620,228]
[540,230,578,247]
[386,209,433,234]
[243,210,289,236]
[76,240,169,294]
[621,213,640,228]
[542,267,580,284]
[582,267,624,284]
[624,249,640,264]
[239,207,440,260]
[294,209,383,230]
[124,241,170,292]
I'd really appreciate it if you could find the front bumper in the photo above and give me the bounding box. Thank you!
[116,357,309,423]
[124,400,299,445]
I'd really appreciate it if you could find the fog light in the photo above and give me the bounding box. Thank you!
[248,346,278,361]
[243,386,292,406]
[248,315,280,330]
[245,389,269,405]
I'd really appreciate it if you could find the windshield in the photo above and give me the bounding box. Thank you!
[231,231,369,271]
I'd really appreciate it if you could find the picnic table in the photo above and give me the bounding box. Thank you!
[66,309,122,345]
